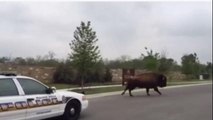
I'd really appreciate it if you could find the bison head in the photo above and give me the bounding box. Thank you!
[158,75,167,87]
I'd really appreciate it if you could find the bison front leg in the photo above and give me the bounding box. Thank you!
[154,87,162,95]
[146,88,150,96]
[121,87,128,95]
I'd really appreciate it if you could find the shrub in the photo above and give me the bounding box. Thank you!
[53,63,75,84]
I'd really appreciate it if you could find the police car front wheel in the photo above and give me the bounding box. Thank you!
[63,99,81,120]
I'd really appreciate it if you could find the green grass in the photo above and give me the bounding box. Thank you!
[70,80,211,95]
[46,80,212,95]
[47,83,78,89]
[46,83,121,89]
[71,86,124,94]
[48,80,211,90]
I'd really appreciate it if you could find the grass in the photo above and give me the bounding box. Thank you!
[69,80,211,95]
[47,80,211,89]
[47,83,78,89]
[71,86,124,94]
[47,82,122,89]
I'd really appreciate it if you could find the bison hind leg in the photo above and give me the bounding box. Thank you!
[154,87,162,95]
[146,88,150,96]
[129,89,133,97]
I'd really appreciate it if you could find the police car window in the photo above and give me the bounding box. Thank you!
[17,78,48,95]
[0,78,19,96]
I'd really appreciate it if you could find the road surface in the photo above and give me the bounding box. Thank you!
[80,84,212,120]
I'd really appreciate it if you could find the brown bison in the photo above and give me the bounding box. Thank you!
[121,73,167,96]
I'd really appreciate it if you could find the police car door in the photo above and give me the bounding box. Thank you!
[0,78,26,120]
[17,78,60,120]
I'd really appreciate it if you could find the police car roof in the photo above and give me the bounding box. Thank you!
[0,73,33,79]
[0,73,17,76]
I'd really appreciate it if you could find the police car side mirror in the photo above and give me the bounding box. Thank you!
[51,87,56,92]
[46,87,56,94]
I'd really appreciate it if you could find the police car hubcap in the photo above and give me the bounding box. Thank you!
[70,108,75,115]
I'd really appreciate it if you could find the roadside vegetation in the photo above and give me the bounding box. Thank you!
[0,21,212,91]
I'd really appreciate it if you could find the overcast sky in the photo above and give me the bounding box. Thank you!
[0,1,212,64]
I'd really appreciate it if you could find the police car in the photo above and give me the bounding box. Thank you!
[0,73,88,120]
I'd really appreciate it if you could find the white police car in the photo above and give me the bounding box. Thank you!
[0,73,88,120]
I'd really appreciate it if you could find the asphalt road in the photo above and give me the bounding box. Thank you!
[80,84,212,120]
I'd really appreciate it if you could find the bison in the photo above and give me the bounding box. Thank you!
[121,73,167,96]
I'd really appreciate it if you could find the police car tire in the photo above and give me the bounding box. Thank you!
[63,99,81,120]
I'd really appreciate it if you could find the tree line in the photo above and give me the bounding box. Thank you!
[0,21,212,87]
[0,51,59,67]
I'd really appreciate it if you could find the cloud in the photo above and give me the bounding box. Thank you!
[0,1,212,64]
[152,2,212,37]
